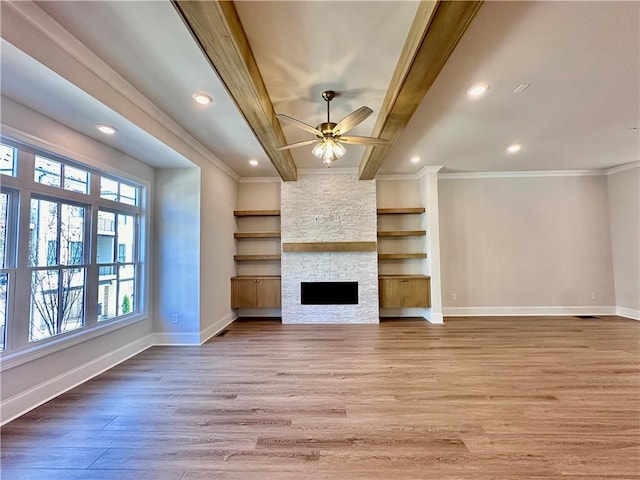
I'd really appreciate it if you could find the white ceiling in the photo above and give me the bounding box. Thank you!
[1,1,638,178]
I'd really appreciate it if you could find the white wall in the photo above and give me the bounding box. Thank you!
[607,165,640,318]
[154,167,201,344]
[1,98,155,423]
[199,163,238,340]
[438,174,616,316]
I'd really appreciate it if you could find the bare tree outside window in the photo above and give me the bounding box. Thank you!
[29,199,85,341]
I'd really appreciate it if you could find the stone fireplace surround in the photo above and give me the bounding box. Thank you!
[281,174,379,324]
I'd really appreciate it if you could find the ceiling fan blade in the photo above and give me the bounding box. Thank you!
[339,135,388,145]
[276,114,322,136]
[333,106,373,135]
[275,139,319,151]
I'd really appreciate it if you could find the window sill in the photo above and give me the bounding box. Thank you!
[0,313,150,372]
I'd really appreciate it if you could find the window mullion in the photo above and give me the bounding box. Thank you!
[84,205,98,328]
[12,187,34,350]
[55,205,63,334]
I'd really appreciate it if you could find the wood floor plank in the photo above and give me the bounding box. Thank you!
[0,469,185,480]
[1,316,638,478]
[0,447,108,469]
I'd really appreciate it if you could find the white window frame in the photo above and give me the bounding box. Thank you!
[0,137,148,370]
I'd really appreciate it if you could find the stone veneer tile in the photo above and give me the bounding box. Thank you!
[281,174,378,324]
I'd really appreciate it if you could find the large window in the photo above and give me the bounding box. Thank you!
[0,140,145,356]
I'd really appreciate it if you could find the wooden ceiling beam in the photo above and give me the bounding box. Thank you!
[173,1,296,181]
[358,1,483,180]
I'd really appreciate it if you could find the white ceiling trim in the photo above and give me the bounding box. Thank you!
[2,0,240,181]
[377,165,444,181]
[238,176,282,184]
[606,161,640,176]
[438,169,607,180]
[296,167,360,176]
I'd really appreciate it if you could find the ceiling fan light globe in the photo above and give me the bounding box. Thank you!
[312,141,326,159]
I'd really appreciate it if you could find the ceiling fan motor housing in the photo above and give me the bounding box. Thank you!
[317,122,338,137]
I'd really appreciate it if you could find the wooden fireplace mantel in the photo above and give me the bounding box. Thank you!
[282,241,377,253]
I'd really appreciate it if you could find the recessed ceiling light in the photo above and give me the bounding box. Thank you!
[249,159,259,166]
[410,156,421,164]
[467,84,489,97]
[96,124,117,135]
[507,144,522,154]
[192,93,213,105]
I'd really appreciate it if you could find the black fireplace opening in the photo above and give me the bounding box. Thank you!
[301,282,358,305]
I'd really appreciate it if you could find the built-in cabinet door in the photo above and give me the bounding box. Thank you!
[255,278,281,307]
[403,278,431,307]
[379,278,404,308]
[231,278,257,308]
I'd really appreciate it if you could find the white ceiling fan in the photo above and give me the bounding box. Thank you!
[276,90,387,167]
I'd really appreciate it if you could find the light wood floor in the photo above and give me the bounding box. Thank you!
[2,316,639,479]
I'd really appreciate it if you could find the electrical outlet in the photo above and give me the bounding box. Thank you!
[171,314,180,324]
[591,292,597,301]
[450,293,457,301]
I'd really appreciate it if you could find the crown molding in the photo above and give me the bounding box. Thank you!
[296,167,360,176]
[2,0,240,182]
[376,165,444,181]
[438,169,606,180]
[238,176,282,184]
[250,163,639,183]
[375,174,421,181]
[606,160,640,176]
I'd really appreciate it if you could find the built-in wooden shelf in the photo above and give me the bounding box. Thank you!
[234,254,281,261]
[233,275,281,279]
[378,253,427,260]
[234,232,281,238]
[234,210,281,217]
[377,230,426,237]
[283,241,377,253]
[377,207,425,215]
[378,274,430,279]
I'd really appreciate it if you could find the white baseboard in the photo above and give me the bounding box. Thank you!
[0,333,154,426]
[236,308,282,318]
[153,313,238,346]
[152,331,202,346]
[442,306,617,317]
[200,312,237,344]
[616,306,640,320]
[379,307,444,324]
[426,312,444,324]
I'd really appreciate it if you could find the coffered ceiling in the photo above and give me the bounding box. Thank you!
[1,1,638,180]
